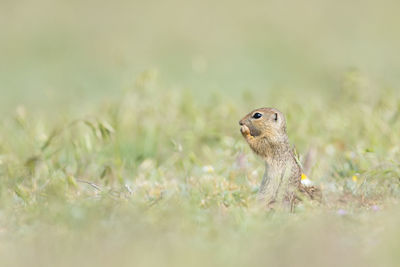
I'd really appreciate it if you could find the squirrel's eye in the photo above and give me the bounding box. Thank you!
[252,112,262,119]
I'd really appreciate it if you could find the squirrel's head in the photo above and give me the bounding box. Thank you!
[239,107,288,144]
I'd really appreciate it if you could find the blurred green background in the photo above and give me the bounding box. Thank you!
[1,0,399,110]
[1,1,400,267]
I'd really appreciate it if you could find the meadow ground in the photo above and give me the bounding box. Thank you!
[1,1,400,266]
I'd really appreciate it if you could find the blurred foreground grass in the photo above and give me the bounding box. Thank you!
[2,0,400,266]
[1,70,400,266]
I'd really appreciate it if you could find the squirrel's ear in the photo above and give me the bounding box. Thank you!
[274,113,278,121]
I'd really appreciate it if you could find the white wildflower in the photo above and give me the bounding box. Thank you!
[301,173,313,186]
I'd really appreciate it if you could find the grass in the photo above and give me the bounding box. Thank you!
[1,1,400,266]
[1,70,400,267]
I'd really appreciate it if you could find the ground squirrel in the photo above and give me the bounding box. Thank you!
[239,107,320,211]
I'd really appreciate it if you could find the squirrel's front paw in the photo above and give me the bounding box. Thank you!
[240,125,253,139]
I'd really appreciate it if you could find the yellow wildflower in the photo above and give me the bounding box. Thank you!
[301,173,313,186]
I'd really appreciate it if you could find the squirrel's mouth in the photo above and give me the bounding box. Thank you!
[248,125,262,137]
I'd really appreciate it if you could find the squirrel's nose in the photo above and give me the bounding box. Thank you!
[239,120,244,126]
